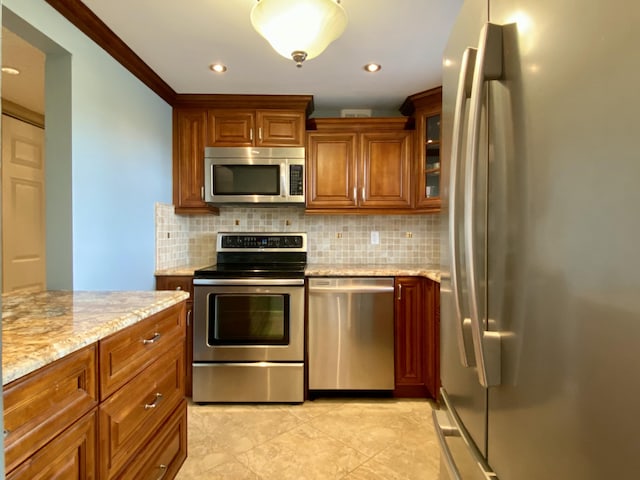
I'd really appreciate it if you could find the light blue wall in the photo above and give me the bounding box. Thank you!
[3,0,173,290]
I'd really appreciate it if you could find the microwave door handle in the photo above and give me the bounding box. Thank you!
[214,163,219,197]
[281,164,287,197]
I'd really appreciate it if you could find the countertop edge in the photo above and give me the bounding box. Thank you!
[155,264,441,283]
[2,291,189,386]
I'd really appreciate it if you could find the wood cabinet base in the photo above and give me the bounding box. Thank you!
[394,277,440,399]
[6,410,97,480]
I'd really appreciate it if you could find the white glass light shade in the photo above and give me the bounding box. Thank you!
[250,0,347,66]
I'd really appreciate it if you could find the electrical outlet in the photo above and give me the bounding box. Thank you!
[371,231,380,245]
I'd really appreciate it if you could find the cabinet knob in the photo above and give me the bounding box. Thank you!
[176,286,182,290]
[144,392,164,410]
[155,464,168,480]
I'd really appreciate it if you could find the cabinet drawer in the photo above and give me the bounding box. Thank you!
[6,410,97,480]
[99,302,185,399]
[115,400,187,480]
[99,340,185,480]
[3,344,98,473]
[155,275,193,296]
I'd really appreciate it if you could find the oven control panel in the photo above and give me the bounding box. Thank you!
[218,233,306,251]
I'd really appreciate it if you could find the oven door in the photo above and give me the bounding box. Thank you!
[193,279,304,362]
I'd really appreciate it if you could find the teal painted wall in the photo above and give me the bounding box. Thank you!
[3,0,173,290]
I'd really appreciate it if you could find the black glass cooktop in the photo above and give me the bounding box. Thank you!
[194,232,307,279]
[194,262,306,279]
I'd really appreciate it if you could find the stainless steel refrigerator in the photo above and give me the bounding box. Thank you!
[436,0,640,478]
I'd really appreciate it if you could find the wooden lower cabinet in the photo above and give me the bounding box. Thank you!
[156,275,194,396]
[115,400,187,480]
[99,341,185,479]
[3,344,98,473]
[394,277,440,399]
[6,410,98,480]
[3,302,188,480]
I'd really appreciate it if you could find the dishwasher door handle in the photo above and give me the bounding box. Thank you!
[308,285,395,294]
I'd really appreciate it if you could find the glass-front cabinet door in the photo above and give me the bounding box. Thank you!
[401,87,442,211]
[425,113,441,200]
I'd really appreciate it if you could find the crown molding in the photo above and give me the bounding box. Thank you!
[44,0,177,105]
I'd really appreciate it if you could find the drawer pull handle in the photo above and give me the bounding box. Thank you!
[144,392,163,410]
[143,332,161,344]
[175,286,182,290]
[156,464,168,480]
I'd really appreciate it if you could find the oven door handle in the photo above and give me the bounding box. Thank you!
[193,278,305,286]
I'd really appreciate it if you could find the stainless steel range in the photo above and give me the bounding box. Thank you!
[192,232,306,403]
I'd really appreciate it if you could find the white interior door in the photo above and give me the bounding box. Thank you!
[1,114,46,293]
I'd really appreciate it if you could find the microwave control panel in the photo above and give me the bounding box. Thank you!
[289,165,304,196]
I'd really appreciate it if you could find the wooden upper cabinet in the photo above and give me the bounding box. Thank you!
[207,109,305,146]
[360,131,412,209]
[172,95,313,214]
[256,110,305,146]
[306,118,413,213]
[306,132,358,208]
[401,87,443,212]
[173,109,213,214]
[207,110,254,146]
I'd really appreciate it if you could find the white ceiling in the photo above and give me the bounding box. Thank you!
[2,1,464,115]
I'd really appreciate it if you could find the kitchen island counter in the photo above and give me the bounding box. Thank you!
[2,289,189,385]
[305,264,440,283]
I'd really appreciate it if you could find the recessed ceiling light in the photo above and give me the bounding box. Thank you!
[2,66,20,75]
[210,63,228,73]
[364,63,381,73]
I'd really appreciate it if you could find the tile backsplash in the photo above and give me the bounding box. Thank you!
[155,203,440,270]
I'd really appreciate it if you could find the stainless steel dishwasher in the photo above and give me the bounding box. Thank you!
[308,277,395,390]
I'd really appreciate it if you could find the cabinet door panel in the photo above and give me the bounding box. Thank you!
[425,279,440,399]
[361,131,412,208]
[99,341,184,480]
[156,275,194,397]
[99,302,185,400]
[306,132,358,208]
[114,400,187,480]
[257,110,305,146]
[174,110,207,210]
[207,110,254,146]
[7,410,97,480]
[3,345,98,473]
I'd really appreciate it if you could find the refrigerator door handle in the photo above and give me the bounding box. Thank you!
[464,23,504,387]
[450,46,478,368]
[436,389,499,480]
[433,410,463,480]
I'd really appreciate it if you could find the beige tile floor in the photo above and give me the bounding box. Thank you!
[175,398,442,480]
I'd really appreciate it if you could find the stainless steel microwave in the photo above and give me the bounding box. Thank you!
[203,147,305,205]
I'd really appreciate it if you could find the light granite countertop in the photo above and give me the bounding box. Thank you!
[305,264,441,283]
[2,290,189,386]
[154,264,210,276]
[156,264,441,283]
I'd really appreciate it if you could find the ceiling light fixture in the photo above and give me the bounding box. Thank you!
[250,0,348,68]
[364,63,381,73]
[210,63,228,73]
[1,66,20,75]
